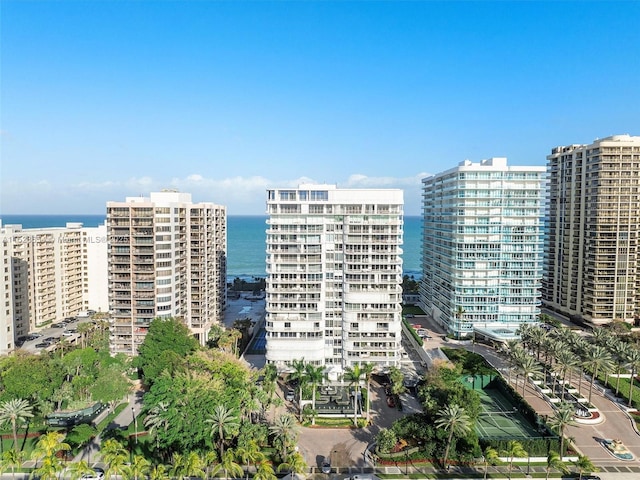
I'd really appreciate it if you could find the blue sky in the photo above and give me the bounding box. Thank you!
[1,1,638,215]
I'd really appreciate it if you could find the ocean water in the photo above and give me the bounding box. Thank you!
[0,214,422,280]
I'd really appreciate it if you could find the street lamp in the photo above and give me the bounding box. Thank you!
[131,407,138,445]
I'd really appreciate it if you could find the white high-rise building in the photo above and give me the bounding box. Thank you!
[420,158,546,338]
[265,184,404,374]
[106,191,227,355]
[543,134,640,325]
[0,221,109,354]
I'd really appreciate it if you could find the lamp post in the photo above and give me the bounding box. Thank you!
[132,407,138,445]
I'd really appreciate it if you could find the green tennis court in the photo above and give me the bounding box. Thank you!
[475,386,541,439]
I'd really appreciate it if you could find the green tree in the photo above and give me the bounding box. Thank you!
[434,404,472,469]
[148,464,168,480]
[236,441,264,480]
[502,440,527,480]
[276,451,307,480]
[545,451,566,480]
[304,363,324,424]
[90,364,132,411]
[517,355,542,396]
[612,340,632,395]
[584,345,613,404]
[253,459,277,480]
[126,455,151,480]
[343,364,364,426]
[361,362,376,423]
[212,449,243,480]
[376,429,397,454]
[67,461,95,480]
[625,348,640,407]
[0,449,25,480]
[100,439,129,480]
[482,446,499,480]
[548,402,576,456]
[269,413,298,462]
[289,359,307,421]
[134,317,199,385]
[30,432,70,480]
[0,399,34,450]
[205,405,240,460]
[571,454,597,480]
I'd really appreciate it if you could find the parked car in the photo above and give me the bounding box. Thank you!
[52,323,65,328]
[285,389,295,402]
[35,342,51,349]
[321,461,331,474]
[62,330,75,336]
[82,467,105,480]
[386,395,396,408]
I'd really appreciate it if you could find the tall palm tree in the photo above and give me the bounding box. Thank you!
[545,451,566,480]
[304,363,324,424]
[555,348,578,392]
[67,460,94,480]
[30,432,70,480]
[434,404,472,469]
[571,454,597,480]
[126,455,151,480]
[253,459,277,480]
[276,451,307,480]
[584,345,613,404]
[0,399,34,450]
[625,348,640,407]
[612,340,632,395]
[548,402,576,456]
[0,449,24,480]
[482,446,499,480]
[343,364,364,426]
[100,439,129,480]
[205,404,239,460]
[528,327,548,361]
[269,413,298,462]
[361,362,376,423]
[518,355,543,396]
[236,442,264,480]
[213,449,243,480]
[143,401,169,450]
[289,359,307,420]
[502,440,527,480]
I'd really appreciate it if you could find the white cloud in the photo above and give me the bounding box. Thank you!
[1,173,428,215]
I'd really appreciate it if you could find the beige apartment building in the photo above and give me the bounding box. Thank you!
[107,191,227,355]
[542,134,640,325]
[0,221,108,354]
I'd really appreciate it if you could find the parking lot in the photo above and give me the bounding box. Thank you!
[16,314,97,353]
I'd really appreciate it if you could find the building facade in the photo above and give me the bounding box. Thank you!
[0,221,108,354]
[542,134,640,325]
[265,184,404,374]
[420,158,546,338]
[107,191,227,355]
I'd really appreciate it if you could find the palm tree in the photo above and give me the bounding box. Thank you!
[434,404,472,469]
[548,402,576,456]
[0,399,34,450]
[518,355,543,396]
[502,440,527,480]
[100,439,129,480]
[343,364,364,426]
[262,363,279,404]
[289,359,307,420]
[304,363,324,424]
[143,401,169,450]
[205,404,239,460]
[276,451,307,480]
[126,455,151,480]
[528,327,549,360]
[30,432,70,480]
[612,340,631,395]
[482,446,499,480]
[213,449,243,480]
[0,449,24,480]
[269,413,299,462]
[67,460,94,480]
[148,464,168,480]
[236,442,264,480]
[625,348,640,407]
[555,348,578,392]
[545,451,566,480]
[361,362,376,423]
[584,345,613,404]
[181,452,205,480]
[254,459,277,480]
[571,454,597,480]
[454,305,466,336]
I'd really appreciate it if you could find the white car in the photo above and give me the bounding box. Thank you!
[82,468,105,480]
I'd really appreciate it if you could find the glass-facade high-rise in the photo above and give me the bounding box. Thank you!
[420,158,546,338]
